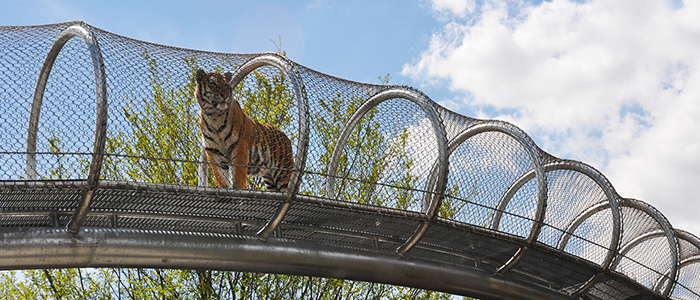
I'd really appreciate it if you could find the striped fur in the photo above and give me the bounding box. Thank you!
[195,69,294,192]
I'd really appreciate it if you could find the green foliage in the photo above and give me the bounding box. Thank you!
[387,127,419,210]
[100,50,201,185]
[0,268,471,299]
[22,269,110,300]
[439,183,477,219]
[0,271,39,299]
[42,130,73,180]
[236,70,295,133]
[309,92,388,204]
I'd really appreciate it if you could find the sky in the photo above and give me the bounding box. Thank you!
[2,0,699,236]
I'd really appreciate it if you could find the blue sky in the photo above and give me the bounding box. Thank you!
[0,1,447,93]
[2,0,700,236]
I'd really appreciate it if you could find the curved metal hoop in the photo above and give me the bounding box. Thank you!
[517,161,622,296]
[605,199,679,297]
[557,202,610,250]
[220,52,311,241]
[445,121,547,275]
[26,23,108,233]
[656,230,700,297]
[324,87,449,256]
[660,258,700,297]
[561,199,678,296]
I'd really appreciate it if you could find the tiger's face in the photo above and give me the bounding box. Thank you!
[195,69,233,113]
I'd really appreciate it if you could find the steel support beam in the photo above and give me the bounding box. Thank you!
[0,227,574,300]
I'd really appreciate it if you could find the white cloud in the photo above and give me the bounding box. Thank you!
[404,0,700,234]
[430,0,477,17]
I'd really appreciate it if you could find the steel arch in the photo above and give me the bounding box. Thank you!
[324,86,450,256]
[512,160,623,296]
[444,120,548,275]
[611,199,679,297]
[659,230,700,297]
[25,22,108,234]
[670,257,700,298]
[560,196,679,297]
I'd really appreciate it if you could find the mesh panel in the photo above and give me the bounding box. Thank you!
[611,201,678,294]
[0,21,697,300]
[444,129,537,235]
[586,275,650,300]
[0,184,84,212]
[678,238,700,261]
[562,211,614,266]
[672,261,700,300]
[0,24,64,179]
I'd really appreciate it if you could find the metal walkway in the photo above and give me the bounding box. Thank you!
[1,22,698,300]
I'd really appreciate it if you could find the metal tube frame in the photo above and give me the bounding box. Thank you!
[26,22,109,234]
[0,227,573,300]
[548,161,622,257]
[661,257,700,296]
[4,22,696,300]
[611,229,666,268]
[202,52,311,241]
[507,160,622,297]
[609,199,679,297]
[444,121,548,275]
[675,229,700,250]
[559,196,678,297]
[557,201,611,251]
[657,230,700,297]
[324,87,449,256]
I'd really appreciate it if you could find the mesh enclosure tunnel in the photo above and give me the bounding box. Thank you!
[1,21,699,300]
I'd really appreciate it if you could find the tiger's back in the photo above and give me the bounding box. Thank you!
[195,69,294,192]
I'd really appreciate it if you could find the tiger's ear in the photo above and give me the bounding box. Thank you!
[224,72,233,84]
[196,69,206,83]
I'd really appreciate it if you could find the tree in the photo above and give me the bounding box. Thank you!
[3,50,473,300]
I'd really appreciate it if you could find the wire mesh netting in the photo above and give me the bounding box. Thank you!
[1,21,699,300]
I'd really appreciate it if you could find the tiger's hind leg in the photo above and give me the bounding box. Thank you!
[262,175,287,192]
[262,169,290,193]
[263,126,294,193]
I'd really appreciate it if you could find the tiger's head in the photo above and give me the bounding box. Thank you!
[195,69,234,113]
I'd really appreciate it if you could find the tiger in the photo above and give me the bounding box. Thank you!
[195,68,294,192]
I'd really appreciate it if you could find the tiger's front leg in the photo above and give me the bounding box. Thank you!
[205,149,231,188]
[231,150,248,190]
